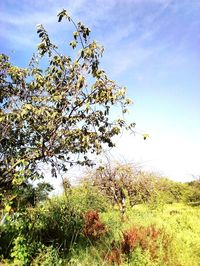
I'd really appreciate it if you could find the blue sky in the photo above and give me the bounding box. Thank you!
[1,0,200,182]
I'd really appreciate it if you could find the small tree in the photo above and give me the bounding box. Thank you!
[4,181,54,211]
[85,162,137,219]
[0,10,133,193]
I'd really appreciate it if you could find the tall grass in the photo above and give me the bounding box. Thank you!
[1,184,200,265]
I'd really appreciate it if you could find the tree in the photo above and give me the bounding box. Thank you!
[83,162,138,219]
[187,176,200,204]
[0,10,133,193]
[0,181,54,211]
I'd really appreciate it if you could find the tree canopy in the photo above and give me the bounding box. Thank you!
[0,10,134,192]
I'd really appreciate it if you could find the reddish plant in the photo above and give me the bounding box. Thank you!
[103,246,122,266]
[121,225,172,260]
[121,227,141,254]
[83,210,107,240]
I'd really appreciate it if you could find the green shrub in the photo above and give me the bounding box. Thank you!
[0,183,110,264]
[30,196,84,249]
[71,183,110,213]
[11,236,41,266]
[186,180,200,205]
[127,247,153,266]
[0,195,83,263]
[0,212,30,259]
[0,215,15,258]
[31,245,63,266]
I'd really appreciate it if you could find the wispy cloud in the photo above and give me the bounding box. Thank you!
[0,0,169,46]
[1,0,199,57]
[0,0,87,49]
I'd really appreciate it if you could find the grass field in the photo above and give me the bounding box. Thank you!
[66,203,200,266]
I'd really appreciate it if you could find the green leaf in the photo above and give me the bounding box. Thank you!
[0,8,133,195]
[143,134,149,140]
[58,14,63,22]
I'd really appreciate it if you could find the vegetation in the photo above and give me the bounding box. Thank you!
[83,163,195,217]
[1,166,200,265]
[0,9,133,195]
[1,9,200,266]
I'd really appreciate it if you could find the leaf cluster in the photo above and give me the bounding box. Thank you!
[0,10,133,192]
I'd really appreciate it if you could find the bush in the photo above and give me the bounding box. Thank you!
[0,215,15,258]
[121,225,173,264]
[31,245,63,266]
[154,178,191,203]
[186,180,200,205]
[0,211,43,265]
[83,210,107,240]
[31,196,84,249]
[0,196,84,264]
[103,243,122,266]
[0,183,110,264]
[11,236,40,266]
[71,183,110,212]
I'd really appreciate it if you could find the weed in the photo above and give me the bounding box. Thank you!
[121,225,173,263]
[83,210,107,241]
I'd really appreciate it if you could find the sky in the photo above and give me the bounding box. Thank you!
[0,0,200,183]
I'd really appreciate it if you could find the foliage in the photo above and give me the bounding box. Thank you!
[0,213,16,258]
[125,247,153,266]
[84,163,193,211]
[0,181,53,212]
[31,245,63,266]
[83,162,136,219]
[104,224,173,265]
[30,196,84,249]
[83,210,107,240]
[0,211,41,264]
[0,9,133,193]
[11,236,40,266]
[127,173,192,206]
[1,200,200,265]
[0,184,109,264]
[103,241,122,265]
[0,196,83,264]
[121,225,173,263]
[102,203,200,266]
[186,178,200,205]
[71,182,110,213]
[65,202,200,266]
